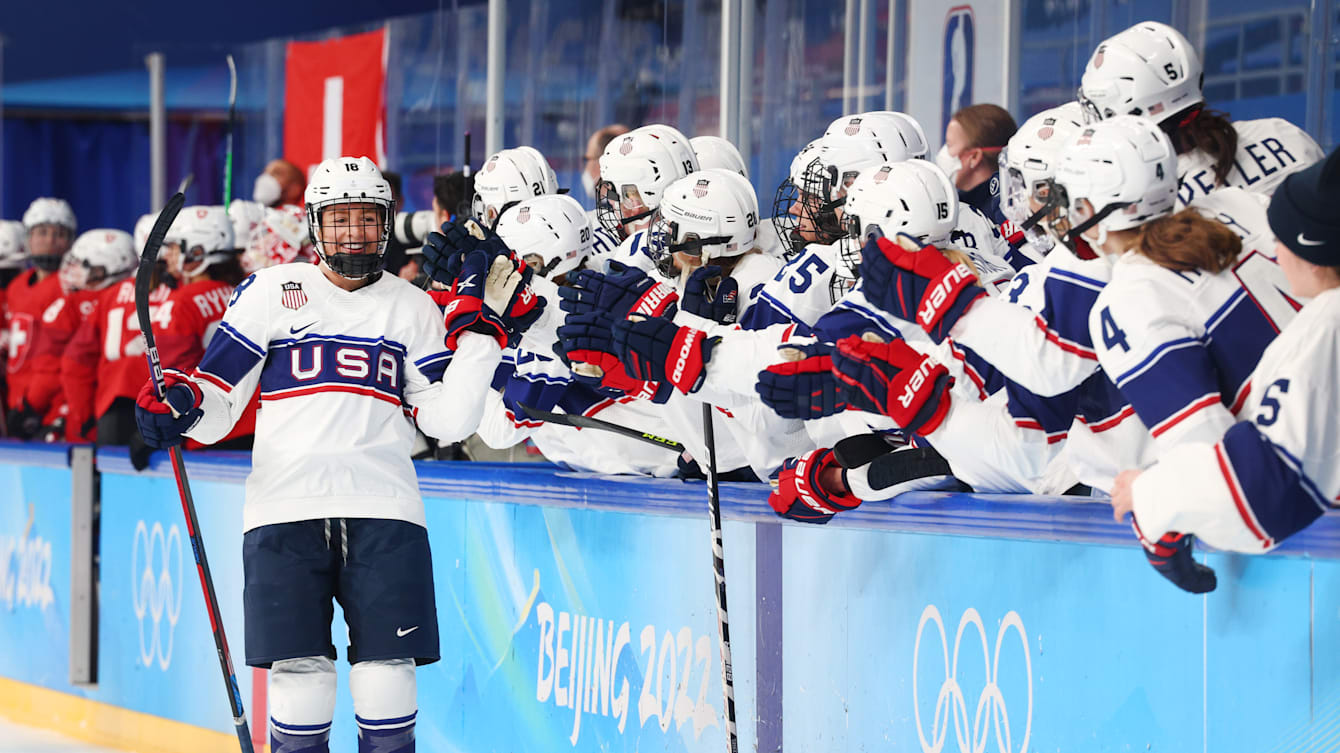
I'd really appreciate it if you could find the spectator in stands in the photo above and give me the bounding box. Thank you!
[252,158,307,208]
[582,124,631,207]
[935,104,1016,223]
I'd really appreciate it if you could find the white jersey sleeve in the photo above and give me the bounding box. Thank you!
[1131,287,1340,553]
[1176,117,1324,206]
[189,272,268,442]
[948,206,1017,295]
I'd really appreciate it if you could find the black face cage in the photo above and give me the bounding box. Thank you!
[648,211,733,279]
[770,178,803,260]
[309,201,392,280]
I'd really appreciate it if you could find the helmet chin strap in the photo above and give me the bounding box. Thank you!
[1060,201,1129,256]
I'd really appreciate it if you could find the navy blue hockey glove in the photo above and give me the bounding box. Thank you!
[1133,520,1218,594]
[858,233,986,342]
[612,316,718,395]
[134,369,204,449]
[443,250,544,350]
[768,448,863,524]
[755,341,847,419]
[831,334,952,435]
[558,262,679,321]
[681,265,739,324]
[421,218,509,287]
[556,311,673,401]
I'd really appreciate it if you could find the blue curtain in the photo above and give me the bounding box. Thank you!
[3,117,226,233]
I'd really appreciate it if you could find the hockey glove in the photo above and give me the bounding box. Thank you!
[5,399,43,440]
[755,341,846,419]
[768,448,862,524]
[1133,519,1218,594]
[421,217,508,287]
[134,369,204,449]
[859,233,986,342]
[443,252,544,350]
[556,311,673,401]
[558,262,679,321]
[681,265,739,325]
[612,316,718,395]
[831,335,952,436]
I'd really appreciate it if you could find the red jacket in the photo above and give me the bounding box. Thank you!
[5,270,64,411]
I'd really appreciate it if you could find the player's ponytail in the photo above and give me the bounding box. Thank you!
[1167,107,1238,187]
[1134,208,1241,274]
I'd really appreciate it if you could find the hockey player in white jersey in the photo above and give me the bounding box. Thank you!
[998,103,1087,262]
[595,124,699,275]
[133,156,542,753]
[690,135,748,177]
[1111,149,1340,582]
[471,146,558,228]
[1079,20,1323,206]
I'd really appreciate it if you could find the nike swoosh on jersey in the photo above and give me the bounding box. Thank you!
[396,626,420,637]
[1297,233,1326,246]
[290,321,317,335]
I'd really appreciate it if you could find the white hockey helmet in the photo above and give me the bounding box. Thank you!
[166,205,235,278]
[648,168,760,278]
[304,156,394,279]
[1000,102,1086,249]
[1049,114,1178,250]
[22,197,77,235]
[472,146,560,228]
[132,213,157,256]
[495,194,593,280]
[690,136,748,178]
[60,229,136,293]
[596,124,698,239]
[811,113,924,204]
[0,221,28,270]
[770,139,823,259]
[1079,21,1203,126]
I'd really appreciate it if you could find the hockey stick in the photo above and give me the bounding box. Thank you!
[701,404,739,753]
[135,192,255,753]
[516,402,684,452]
[222,55,238,205]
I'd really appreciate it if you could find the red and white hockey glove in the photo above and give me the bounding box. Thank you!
[768,448,862,524]
[831,335,952,436]
[443,250,544,350]
[857,233,987,342]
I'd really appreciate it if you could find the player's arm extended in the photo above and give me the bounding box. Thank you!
[405,331,504,444]
[184,316,266,444]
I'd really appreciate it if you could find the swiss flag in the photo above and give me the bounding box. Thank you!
[284,28,387,177]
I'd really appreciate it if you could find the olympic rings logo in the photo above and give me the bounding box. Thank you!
[913,605,1032,753]
[131,520,183,670]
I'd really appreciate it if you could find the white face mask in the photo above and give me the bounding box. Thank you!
[253,173,282,207]
[581,170,597,204]
[934,145,961,187]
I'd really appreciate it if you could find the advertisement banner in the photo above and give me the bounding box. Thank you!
[907,2,1008,148]
[0,459,71,689]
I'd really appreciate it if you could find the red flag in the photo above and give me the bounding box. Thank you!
[284,28,387,178]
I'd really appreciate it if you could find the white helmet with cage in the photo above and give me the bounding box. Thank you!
[472,146,560,228]
[0,221,28,270]
[824,111,929,161]
[648,168,759,279]
[60,229,136,293]
[596,124,699,239]
[304,156,394,280]
[1079,21,1203,125]
[1000,102,1086,251]
[166,205,235,278]
[690,136,748,177]
[1049,114,1179,250]
[22,197,77,235]
[494,193,593,280]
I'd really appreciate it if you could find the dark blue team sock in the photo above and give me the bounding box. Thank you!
[270,719,331,753]
[357,712,416,753]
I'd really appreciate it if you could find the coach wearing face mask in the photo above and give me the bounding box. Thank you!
[935,104,1017,225]
[252,159,307,208]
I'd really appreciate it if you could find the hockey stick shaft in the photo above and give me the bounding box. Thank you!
[222,55,238,205]
[516,402,684,452]
[701,404,738,753]
[135,193,255,753]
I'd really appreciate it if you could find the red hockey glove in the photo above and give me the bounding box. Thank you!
[831,335,952,436]
[768,448,862,524]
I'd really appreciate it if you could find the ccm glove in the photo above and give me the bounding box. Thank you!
[558,262,679,321]
[1133,519,1218,594]
[556,311,673,401]
[755,341,847,419]
[443,251,544,349]
[421,217,508,286]
[768,448,862,524]
[612,316,718,395]
[858,233,986,342]
[681,265,739,325]
[831,335,952,435]
[134,369,204,449]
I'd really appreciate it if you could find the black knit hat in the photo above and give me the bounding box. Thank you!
[1268,146,1340,267]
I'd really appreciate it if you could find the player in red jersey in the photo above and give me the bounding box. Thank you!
[5,198,76,437]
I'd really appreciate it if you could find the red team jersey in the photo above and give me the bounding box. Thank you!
[61,279,173,436]
[25,288,101,426]
[154,278,257,446]
[5,270,64,412]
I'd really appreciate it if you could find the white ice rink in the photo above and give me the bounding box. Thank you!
[0,718,130,753]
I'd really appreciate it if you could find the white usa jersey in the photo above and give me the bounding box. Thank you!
[1130,286,1340,553]
[1176,118,1323,206]
[185,263,502,532]
[739,241,842,330]
[1089,188,1299,454]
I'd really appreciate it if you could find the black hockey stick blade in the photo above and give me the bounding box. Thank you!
[517,403,684,453]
